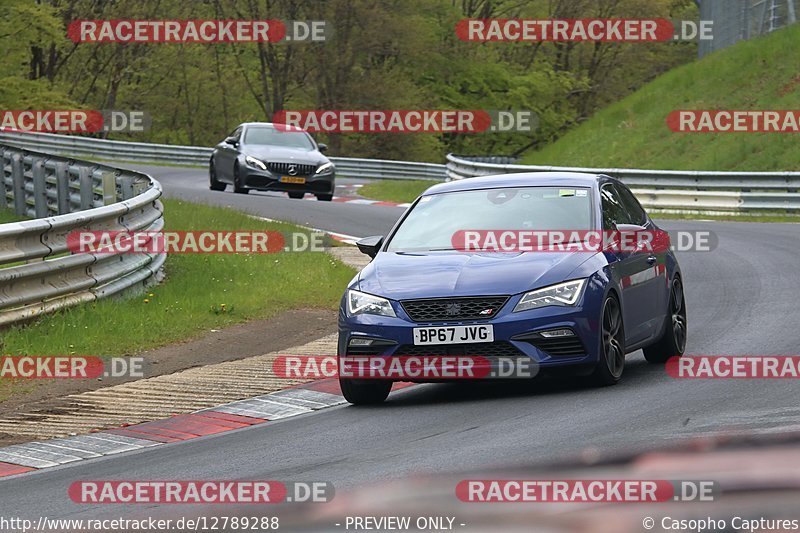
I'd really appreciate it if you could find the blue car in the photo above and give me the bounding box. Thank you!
[337,173,687,404]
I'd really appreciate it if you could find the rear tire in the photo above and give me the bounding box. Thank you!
[643,278,687,363]
[316,194,333,201]
[233,165,249,194]
[209,160,226,191]
[586,294,625,386]
[340,378,391,405]
[288,192,305,199]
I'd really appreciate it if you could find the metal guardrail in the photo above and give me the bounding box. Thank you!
[451,155,520,165]
[0,144,165,327]
[3,131,797,215]
[446,154,800,215]
[328,157,445,181]
[0,131,447,181]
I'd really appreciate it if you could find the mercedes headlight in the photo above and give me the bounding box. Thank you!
[315,162,334,174]
[347,290,396,317]
[513,279,586,312]
[245,155,267,170]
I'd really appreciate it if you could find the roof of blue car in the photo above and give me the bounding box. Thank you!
[422,172,604,195]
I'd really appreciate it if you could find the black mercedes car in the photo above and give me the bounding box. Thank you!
[209,122,335,200]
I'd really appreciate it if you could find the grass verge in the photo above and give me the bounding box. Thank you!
[0,199,355,357]
[521,24,800,172]
[358,179,437,203]
[0,208,27,224]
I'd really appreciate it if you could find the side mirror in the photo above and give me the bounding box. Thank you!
[614,223,651,252]
[224,136,238,146]
[317,143,328,153]
[614,223,647,233]
[356,236,383,259]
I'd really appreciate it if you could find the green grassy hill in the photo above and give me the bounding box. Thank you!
[522,24,800,171]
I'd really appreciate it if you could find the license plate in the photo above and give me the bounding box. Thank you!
[413,325,494,345]
[280,176,306,184]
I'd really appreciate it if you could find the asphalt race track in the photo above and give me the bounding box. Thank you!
[129,164,403,237]
[2,164,798,519]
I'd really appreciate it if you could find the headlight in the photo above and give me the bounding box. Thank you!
[245,155,267,170]
[347,290,396,317]
[513,279,586,312]
[315,162,334,174]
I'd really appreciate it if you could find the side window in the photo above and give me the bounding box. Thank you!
[229,127,242,141]
[614,183,647,226]
[600,184,631,229]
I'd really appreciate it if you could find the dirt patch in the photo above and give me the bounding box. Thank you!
[778,74,800,97]
[0,309,337,419]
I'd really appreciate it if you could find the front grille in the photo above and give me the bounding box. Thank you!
[394,342,522,358]
[400,296,509,322]
[267,162,317,176]
[245,175,332,192]
[523,337,585,357]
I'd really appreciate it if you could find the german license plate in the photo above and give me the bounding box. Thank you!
[280,176,306,184]
[413,325,493,345]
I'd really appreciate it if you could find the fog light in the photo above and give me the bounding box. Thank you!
[539,329,575,338]
[349,338,375,346]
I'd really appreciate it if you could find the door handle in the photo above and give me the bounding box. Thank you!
[646,255,657,264]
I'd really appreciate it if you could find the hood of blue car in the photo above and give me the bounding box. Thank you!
[357,250,594,300]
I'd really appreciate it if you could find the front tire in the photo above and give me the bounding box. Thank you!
[643,278,687,363]
[288,192,305,199]
[209,160,226,191]
[233,165,249,194]
[587,294,626,386]
[340,378,391,405]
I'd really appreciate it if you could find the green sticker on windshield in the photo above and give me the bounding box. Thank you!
[559,189,576,197]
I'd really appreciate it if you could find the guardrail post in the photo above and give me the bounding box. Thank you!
[79,166,93,209]
[55,161,70,214]
[120,175,135,200]
[102,170,117,205]
[32,157,49,218]
[11,152,26,216]
[0,147,7,209]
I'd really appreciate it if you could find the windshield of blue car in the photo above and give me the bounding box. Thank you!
[386,187,593,252]
[243,127,315,150]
